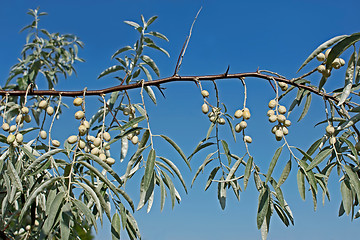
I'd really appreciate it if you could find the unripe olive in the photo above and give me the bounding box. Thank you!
[316,53,326,62]
[278,82,288,91]
[209,116,216,122]
[325,49,331,59]
[78,125,87,136]
[202,104,209,114]
[73,97,83,106]
[87,135,95,142]
[269,115,277,123]
[16,133,23,143]
[21,107,29,114]
[2,123,9,131]
[39,100,48,109]
[7,134,15,143]
[82,120,90,129]
[201,90,209,98]
[284,120,291,127]
[106,157,116,165]
[244,135,252,143]
[277,115,286,124]
[131,135,139,144]
[275,129,283,139]
[127,133,134,140]
[271,125,279,134]
[93,137,101,147]
[317,65,326,73]
[24,114,31,123]
[52,140,60,147]
[268,100,277,109]
[326,125,335,135]
[282,126,289,135]
[278,106,287,114]
[67,135,78,144]
[40,130,47,139]
[208,112,215,118]
[235,123,242,133]
[329,136,336,145]
[9,125,17,133]
[99,153,107,161]
[15,115,23,124]
[239,121,247,129]
[91,147,99,155]
[104,142,111,150]
[339,58,345,66]
[103,132,111,142]
[46,106,54,116]
[267,110,275,117]
[75,111,85,120]
[332,58,341,69]
[242,109,251,120]
[218,118,226,125]
[234,109,243,118]
[78,139,86,149]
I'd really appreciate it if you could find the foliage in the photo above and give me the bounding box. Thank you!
[0,7,360,240]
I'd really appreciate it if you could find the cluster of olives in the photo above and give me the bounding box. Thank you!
[325,124,336,145]
[267,99,291,141]
[200,90,226,125]
[233,108,252,143]
[122,104,140,145]
[316,49,346,78]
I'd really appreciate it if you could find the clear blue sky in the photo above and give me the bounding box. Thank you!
[1,1,360,239]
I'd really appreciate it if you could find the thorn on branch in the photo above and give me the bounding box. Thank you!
[223,65,230,77]
[155,85,166,98]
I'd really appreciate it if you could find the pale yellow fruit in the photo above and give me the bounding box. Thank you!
[208,112,215,118]
[326,125,335,135]
[131,135,139,144]
[278,106,286,114]
[39,100,48,109]
[25,225,31,231]
[78,140,86,149]
[234,109,243,118]
[201,90,209,98]
[282,126,289,135]
[317,65,326,73]
[93,137,101,147]
[275,129,283,139]
[15,133,23,143]
[78,125,87,136]
[284,120,291,127]
[127,133,134,140]
[269,115,277,123]
[209,116,216,122]
[133,123,139,128]
[75,111,85,120]
[21,107,29,114]
[24,114,31,123]
[9,125,17,132]
[202,104,209,114]
[99,153,107,161]
[268,100,277,109]
[130,106,136,114]
[277,115,286,124]
[325,49,331,59]
[271,125,279,134]
[106,157,116,165]
[329,136,336,145]
[87,135,95,142]
[40,130,47,139]
[103,132,111,142]
[218,118,226,125]
[7,134,15,143]
[34,220,39,227]
[242,109,251,120]
[2,123,9,131]
[52,140,60,147]
[91,147,99,155]
[239,121,247,129]
[316,53,326,62]
[280,83,288,91]
[244,135,252,143]
[84,145,90,153]
[82,121,90,129]
[355,141,360,151]
[332,58,341,69]
[104,142,111,150]
[46,106,54,116]
[67,135,78,144]
[235,123,242,133]
[73,97,83,106]
[339,58,345,66]
[267,110,275,117]
[15,115,23,124]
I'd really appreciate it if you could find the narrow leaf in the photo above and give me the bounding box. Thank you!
[265,147,283,183]
[160,135,190,169]
[306,148,332,171]
[277,160,292,188]
[244,156,253,190]
[298,93,312,121]
[98,65,125,79]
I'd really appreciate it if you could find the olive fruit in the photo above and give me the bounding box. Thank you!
[2,123,9,131]
[316,53,326,61]
[15,115,23,124]
[268,100,277,109]
[244,135,252,143]
[339,58,345,66]
[7,134,15,143]
[52,140,60,147]
[46,106,54,116]
[24,114,31,123]
[282,126,289,135]
[39,100,48,109]
[15,133,23,143]
[326,125,335,135]
[78,125,87,136]
[106,157,116,165]
[78,140,86,149]
[329,136,336,145]
[40,130,47,139]
[21,107,29,114]
[91,147,99,155]
[234,109,243,118]
[73,97,83,106]
[317,65,326,73]
[267,110,275,117]
[235,123,242,133]
[103,132,111,142]
[82,120,90,129]
[278,82,288,91]
[268,115,277,123]
[275,129,283,139]
[75,111,85,120]
[332,58,341,69]
[93,137,101,147]
[131,135,139,144]
[67,135,78,144]
[99,153,107,161]
[239,121,247,129]
[218,118,226,125]
[242,108,251,120]
[278,106,286,114]
[209,116,216,122]
[277,115,286,124]
[322,69,331,78]
[284,120,291,127]
[202,104,209,114]
[201,90,209,98]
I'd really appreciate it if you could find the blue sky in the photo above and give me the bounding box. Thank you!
[1,0,360,239]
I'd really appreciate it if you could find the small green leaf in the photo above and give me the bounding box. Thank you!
[206,122,215,140]
[141,55,160,77]
[217,176,227,210]
[144,86,157,104]
[221,140,231,165]
[298,93,312,121]
[143,149,156,190]
[111,212,121,240]
[265,147,283,183]
[159,156,187,193]
[297,169,305,200]
[205,166,220,191]
[98,65,125,79]
[344,165,360,201]
[111,46,133,59]
[191,151,217,186]
[160,135,190,169]
[257,185,270,229]
[244,156,253,190]
[338,50,356,105]
[277,160,291,188]
[306,148,332,171]
[340,179,353,216]
[124,20,141,29]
